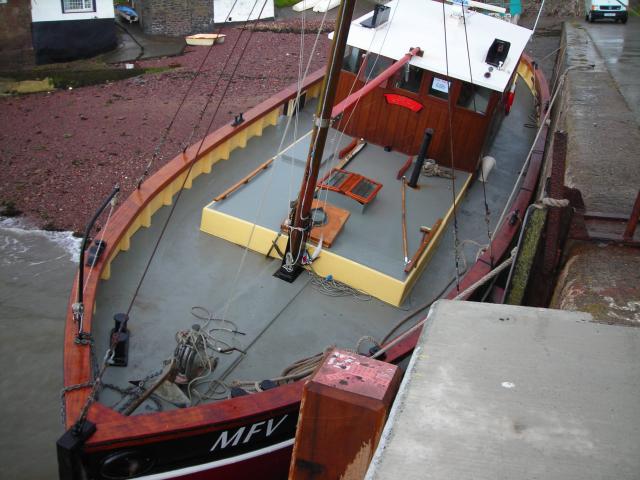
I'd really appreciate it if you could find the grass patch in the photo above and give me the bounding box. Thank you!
[0,66,172,90]
[274,0,300,7]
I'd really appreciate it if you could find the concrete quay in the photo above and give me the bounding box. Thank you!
[551,19,640,324]
[366,301,640,479]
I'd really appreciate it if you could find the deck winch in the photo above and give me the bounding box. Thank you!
[174,324,218,384]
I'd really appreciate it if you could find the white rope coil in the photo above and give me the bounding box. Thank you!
[422,159,454,179]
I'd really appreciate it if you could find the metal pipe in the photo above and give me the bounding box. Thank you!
[75,185,119,336]
[408,128,434,188]
[401,177,409,264]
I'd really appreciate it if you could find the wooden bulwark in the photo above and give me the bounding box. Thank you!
[63,69,325,434]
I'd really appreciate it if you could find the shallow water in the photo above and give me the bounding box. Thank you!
[0,217,79,479]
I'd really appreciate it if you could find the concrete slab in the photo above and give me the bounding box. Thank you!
[366,300,640,480]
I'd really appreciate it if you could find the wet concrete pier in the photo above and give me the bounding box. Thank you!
[551,18,640,323]
[366,301,640,479]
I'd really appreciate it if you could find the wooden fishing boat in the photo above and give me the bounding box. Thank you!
[58,0,550,478]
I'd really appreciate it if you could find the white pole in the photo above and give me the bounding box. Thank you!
[532,0,546,34]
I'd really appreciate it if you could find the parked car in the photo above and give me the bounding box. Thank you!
[585,0,629,23]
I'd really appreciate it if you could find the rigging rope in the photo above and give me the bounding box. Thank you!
[126,0,270,319]
[493,64,589,235]
[220,6,333,321]
[317,0,402,213]
[371,248,518,362]
[180,0,266,152]
[440,2,462,292]
[460,5,495,267]
[135,0,245,188]
[67,0,272,431]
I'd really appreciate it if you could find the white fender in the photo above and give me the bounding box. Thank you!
[292,0,322,12]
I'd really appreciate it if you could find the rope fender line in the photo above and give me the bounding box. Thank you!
[372,248,518,361]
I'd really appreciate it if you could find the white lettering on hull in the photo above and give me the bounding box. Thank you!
[210,415,289,452]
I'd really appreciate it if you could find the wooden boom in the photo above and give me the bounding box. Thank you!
[331,47,422,119]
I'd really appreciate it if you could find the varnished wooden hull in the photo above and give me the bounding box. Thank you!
[61,56,548,479]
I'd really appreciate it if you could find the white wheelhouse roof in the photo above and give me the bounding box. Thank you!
[331,0,532,92]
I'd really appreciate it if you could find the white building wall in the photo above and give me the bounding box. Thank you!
[31,0,114,22]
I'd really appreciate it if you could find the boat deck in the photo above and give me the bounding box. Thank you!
[93,77,536,412]
[204,127,470,282]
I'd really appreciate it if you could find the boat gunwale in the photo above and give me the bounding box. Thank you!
[62,55,549,452]
[62,67,325,433]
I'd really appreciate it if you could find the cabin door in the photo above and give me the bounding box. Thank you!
[213,0,275,23]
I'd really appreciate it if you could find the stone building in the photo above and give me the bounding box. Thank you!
[134,0,275,37]
[135,0,213,36]
[0,0,33,66]
[0,0,116,66]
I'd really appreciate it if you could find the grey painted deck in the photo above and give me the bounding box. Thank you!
[367,300,640,480]
[209,128,470,280]
[93,77,536,411]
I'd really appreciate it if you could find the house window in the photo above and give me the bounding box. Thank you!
[394,65,423,93]
[342,46,365,75]
[62,0,95,13]
[428,76,450,100]
[457,82,492,114]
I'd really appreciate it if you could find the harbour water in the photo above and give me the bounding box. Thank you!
[0,218,80,479]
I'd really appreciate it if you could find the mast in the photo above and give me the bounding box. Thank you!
[276,0,357,281]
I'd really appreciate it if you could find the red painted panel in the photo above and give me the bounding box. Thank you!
[384,93,424,112]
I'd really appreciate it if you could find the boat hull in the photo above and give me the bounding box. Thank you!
[81,411,298,479]
[60,55,549,479]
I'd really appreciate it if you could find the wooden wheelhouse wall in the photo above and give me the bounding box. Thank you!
[334,63,506,173]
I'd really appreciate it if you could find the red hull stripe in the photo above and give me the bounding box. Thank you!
[384,93,424,112]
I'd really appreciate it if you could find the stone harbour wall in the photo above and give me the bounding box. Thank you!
[0,0,32,53]
[138,0,214,36]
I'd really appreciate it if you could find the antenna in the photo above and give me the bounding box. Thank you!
[445,0,506,15]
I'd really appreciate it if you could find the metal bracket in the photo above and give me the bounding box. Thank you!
[314,116,331,128]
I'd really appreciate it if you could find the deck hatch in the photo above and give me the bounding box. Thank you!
[318,168,383,205]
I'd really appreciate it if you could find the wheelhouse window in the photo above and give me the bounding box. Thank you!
[62,0,95,13]
[394,64,423,93]
[342,46,365,74]
[428,76,450,100]
[457,82,492,114]
[363,54,393,80]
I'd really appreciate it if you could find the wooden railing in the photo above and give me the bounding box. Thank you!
[63,68,325,429]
